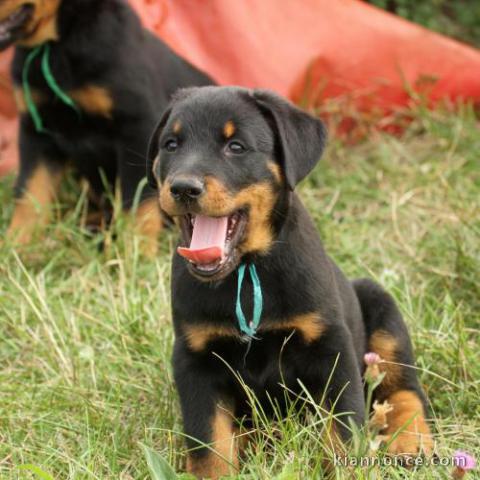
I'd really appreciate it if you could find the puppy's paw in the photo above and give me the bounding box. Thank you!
[387,429,434,457]
[384,390,434,458]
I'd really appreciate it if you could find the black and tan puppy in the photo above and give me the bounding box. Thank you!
[147,86,433,478]
[1,0,212,253]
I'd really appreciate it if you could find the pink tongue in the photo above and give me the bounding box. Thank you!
[177,215,229,264]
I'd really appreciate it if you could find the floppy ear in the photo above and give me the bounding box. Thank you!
[146,108,172,188]
[253,90,327,190]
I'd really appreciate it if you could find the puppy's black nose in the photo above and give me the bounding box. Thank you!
[170,177,205,201]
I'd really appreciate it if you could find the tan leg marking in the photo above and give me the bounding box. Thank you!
[187,405,239,480]
[7,163,61,244]
[134,197,162,257]
[368,330,402,398]
[384,390,433,456]
[369,331,433,456]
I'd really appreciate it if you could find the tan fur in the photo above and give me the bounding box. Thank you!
[14,87,45,114]
[159,177,277,256]
[384,390,433,456]
[187,405,238,479]
[0,0,62,47]
[150,156,160,186]
[159,180,174,215]
[263,312,324,343]
[183,313,323,352]
[69,85,114,119]
[15,84,114,119]
[7,163,61,244]
[183,324,239,352]
[202,177,276,255]
[173,120,182,134]
[134,198,162,257]
[267,161,283,185]
[369,330,402,398]
[223,121,235,139]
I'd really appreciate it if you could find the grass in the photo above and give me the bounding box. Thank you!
[0,104,479,479]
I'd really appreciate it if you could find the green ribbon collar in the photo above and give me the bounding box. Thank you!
[22,42,80,134]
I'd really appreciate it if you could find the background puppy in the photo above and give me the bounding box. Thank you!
[1,0,212,253]
[148,86,433,479]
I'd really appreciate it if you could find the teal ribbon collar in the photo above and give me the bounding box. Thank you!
[235,263,263,338]
[22,42,80,133]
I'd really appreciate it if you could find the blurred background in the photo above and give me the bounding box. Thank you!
[368,0,480,45]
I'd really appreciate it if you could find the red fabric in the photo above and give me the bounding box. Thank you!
[147,0,480,109]
[1,0,480,174]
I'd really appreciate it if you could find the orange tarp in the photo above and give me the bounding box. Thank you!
[1,0,480,174]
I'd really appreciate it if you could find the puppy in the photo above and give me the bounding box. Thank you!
[1,0,212,253]
[147,86,433,478]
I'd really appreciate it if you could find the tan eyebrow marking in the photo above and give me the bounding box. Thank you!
[223,121,236,138]
[173,120,182,134]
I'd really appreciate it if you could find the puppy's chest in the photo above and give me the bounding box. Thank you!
[209,330,304,387]
[15,81,119,164]
[181,313,325,389]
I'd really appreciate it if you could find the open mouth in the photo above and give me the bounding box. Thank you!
[0,4,34,50]
[177,211,248,279]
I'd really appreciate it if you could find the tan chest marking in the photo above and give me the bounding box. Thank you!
[69,85,114,118]
[14,85,114,119]
[183,312,324,352]
[184,325,239,352]
[261,312,325,343]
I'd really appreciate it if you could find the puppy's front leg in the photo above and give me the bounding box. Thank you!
[7,124,64,245]
[317,327,366,443]
[173,342,238,480]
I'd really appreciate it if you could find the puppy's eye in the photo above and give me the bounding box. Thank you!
[226,141,246,154]
[164,139,178,153]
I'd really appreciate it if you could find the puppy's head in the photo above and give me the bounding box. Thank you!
[148,86,326,282]
[0,0,61,51]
